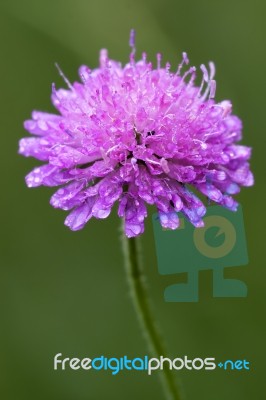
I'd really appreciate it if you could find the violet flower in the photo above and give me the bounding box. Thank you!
[19,33,253,237]
[19,32,254,400]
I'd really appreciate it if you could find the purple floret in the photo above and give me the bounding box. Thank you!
[19,34,253,237]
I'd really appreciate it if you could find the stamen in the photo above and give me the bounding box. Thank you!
[177,52,189,75]
[129,29,136,64]
[200,63,216,101]
[200,64,209,82]
[51,83,67,111]
[198,79,205,97]
[131,157,138,171]
[160,158,170,174]
[157,53,162,69]
[209,61,215,79]
[198,64,209,97]
[220,100,232,117]
[187,66,196,86]
[193,139,207,149]
[146,158,161,165]
[209,80,216,99]
[202,81,213,100]
[55,63,73,90]
[129,28,135,48]
[180,66,196,84]
[52,82,56,95]
[100,49,109,68]
[142,52,147,63]
[100,147,109,163]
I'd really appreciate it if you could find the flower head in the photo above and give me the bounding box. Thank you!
[19,31,253,237]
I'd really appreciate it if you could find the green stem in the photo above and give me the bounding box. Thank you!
[121,227,182,400]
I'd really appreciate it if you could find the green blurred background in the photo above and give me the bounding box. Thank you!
[0,0,265,399]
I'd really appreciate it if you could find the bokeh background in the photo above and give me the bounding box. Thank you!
[0,0,265,399]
